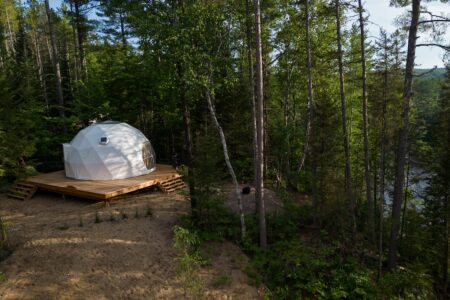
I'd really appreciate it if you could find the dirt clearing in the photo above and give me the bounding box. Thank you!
[0,190,260,299]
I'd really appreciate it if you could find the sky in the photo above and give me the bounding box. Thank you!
[49,0,450,68]
[365,0,450,68]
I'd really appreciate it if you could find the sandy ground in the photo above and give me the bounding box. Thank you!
[0,189,261,299]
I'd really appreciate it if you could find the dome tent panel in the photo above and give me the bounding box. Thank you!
[63,121,156,180]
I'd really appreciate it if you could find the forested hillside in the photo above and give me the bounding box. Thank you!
[0,0,449,298]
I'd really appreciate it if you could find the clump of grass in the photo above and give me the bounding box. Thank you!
[95,212,102,223]
[145,204,153,218]
[56,224,69,231]
[212,273,232,288]
[0,272,6,282]
[121,210,128,220]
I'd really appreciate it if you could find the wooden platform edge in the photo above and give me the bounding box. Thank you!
[23,173,183,201]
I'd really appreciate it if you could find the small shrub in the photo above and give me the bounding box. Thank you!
[109,212,116,222]
[95,212,102,223]
[121,210,128,220]
[145,205,153,218]
[0,272,6,282]
[0,217,11,261]
[173,225,205,298]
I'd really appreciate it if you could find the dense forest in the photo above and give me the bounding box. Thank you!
[0,0,450,298]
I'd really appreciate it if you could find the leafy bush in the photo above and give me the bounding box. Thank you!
[173,225,205,297]
[378,266,433,299]
[249,239,377,299]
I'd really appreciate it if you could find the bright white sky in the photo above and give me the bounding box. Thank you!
[50,0,450,68]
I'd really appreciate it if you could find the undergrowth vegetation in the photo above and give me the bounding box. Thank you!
[183,188,436,299]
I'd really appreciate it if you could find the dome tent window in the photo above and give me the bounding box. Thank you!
[99,137,109,145]
[142,141,155,170]
[63,122,157,180]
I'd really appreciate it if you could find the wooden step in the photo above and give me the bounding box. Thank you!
[8,182,37,201]
[158,177,186,194]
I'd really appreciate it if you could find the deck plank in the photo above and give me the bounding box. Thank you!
[24,164,181,200]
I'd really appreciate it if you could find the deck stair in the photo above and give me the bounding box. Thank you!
[158,176,186,193]
[8,182,37,201]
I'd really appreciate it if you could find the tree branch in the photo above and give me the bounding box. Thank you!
[413,66,437,77]
[416,43,450,51]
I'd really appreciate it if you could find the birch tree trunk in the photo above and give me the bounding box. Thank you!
[335,0,356,236]
[205,89,246,240]
[253,0,267,249]
[44,0,65,119]
[388,0,421,270]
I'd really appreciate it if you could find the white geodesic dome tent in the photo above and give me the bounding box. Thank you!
[63,121,156,180]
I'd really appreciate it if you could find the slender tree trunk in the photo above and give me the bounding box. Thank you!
[245,0,257,205]
[4,5,16,59]
[388,0,421,270]
[378,33,388,281]
[119,11,127,47]
[443,193,449,299]
[44,0,65,119]
[69,0,80,82]
[253,0,267,249]
[400,154,411,241]
[32,27,49,113]
[441,118,450,298]
[298,0,313,174]
[206,88,246,240]
[74,0,85,74]
[335,0,356,237]
[178,65,196,217]
[357,0,374,243]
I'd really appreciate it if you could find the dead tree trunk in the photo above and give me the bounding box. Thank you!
[388,0,420,270]
[335,0,356,237]
[253,0,267,249]
[44,0,65,119]
[205,88,246,240]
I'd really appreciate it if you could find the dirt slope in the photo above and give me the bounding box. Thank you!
[0,190,261,299]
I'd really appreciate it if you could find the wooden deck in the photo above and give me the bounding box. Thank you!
[24,164,181,201]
